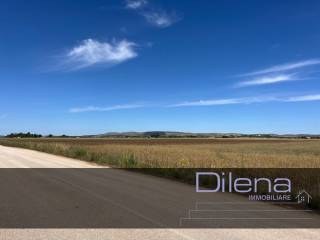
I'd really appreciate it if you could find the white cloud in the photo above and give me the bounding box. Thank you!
[143,11,179,28]
[65,39,138,70]
[171,97,277,107]
[69,94,320,113]
[241,59,320,77]
[285,94,320,102]
[172,99,241,107]
[126,0,147,9]
[70,104,144,113]
[236,74,296,87]
[125,0,180,28]
[172,94,320,107]
[235,59,320,87]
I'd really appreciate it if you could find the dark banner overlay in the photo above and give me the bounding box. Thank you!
[0,168,319,228]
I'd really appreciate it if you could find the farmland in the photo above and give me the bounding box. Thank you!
[1,137,320,208]
[0,138,319,168]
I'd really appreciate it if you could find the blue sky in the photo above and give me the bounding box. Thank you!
[1,0,320,135]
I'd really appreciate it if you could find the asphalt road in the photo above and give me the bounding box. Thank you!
[0,145,319,239]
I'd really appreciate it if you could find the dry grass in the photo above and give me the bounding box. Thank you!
[1,138,319,208]
[0,138,319,168]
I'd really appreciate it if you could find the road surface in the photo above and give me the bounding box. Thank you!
[0,144,319,239]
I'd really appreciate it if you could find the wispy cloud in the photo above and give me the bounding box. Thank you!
[170,97,277,107]
[235,59,320,87]
[142,11,180,28]
[69,104,144,113]
[69,94,320,113]
[172,99,241,107]
[285,94,320,102]
[125,0,147,9]
[241,59,320,77]
[171,94,320,107]
[125,0,180,28]
[236,74,297,87]
[63,39,138,70]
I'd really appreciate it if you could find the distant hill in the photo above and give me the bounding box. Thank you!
[2,131,320,139]
[95,131,194,138]
[91,131,320,139]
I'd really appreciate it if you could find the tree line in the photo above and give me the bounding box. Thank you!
[6,132,42,138]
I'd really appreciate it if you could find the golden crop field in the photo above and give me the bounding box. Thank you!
[0,138,319,168]
[1,137,320,208]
